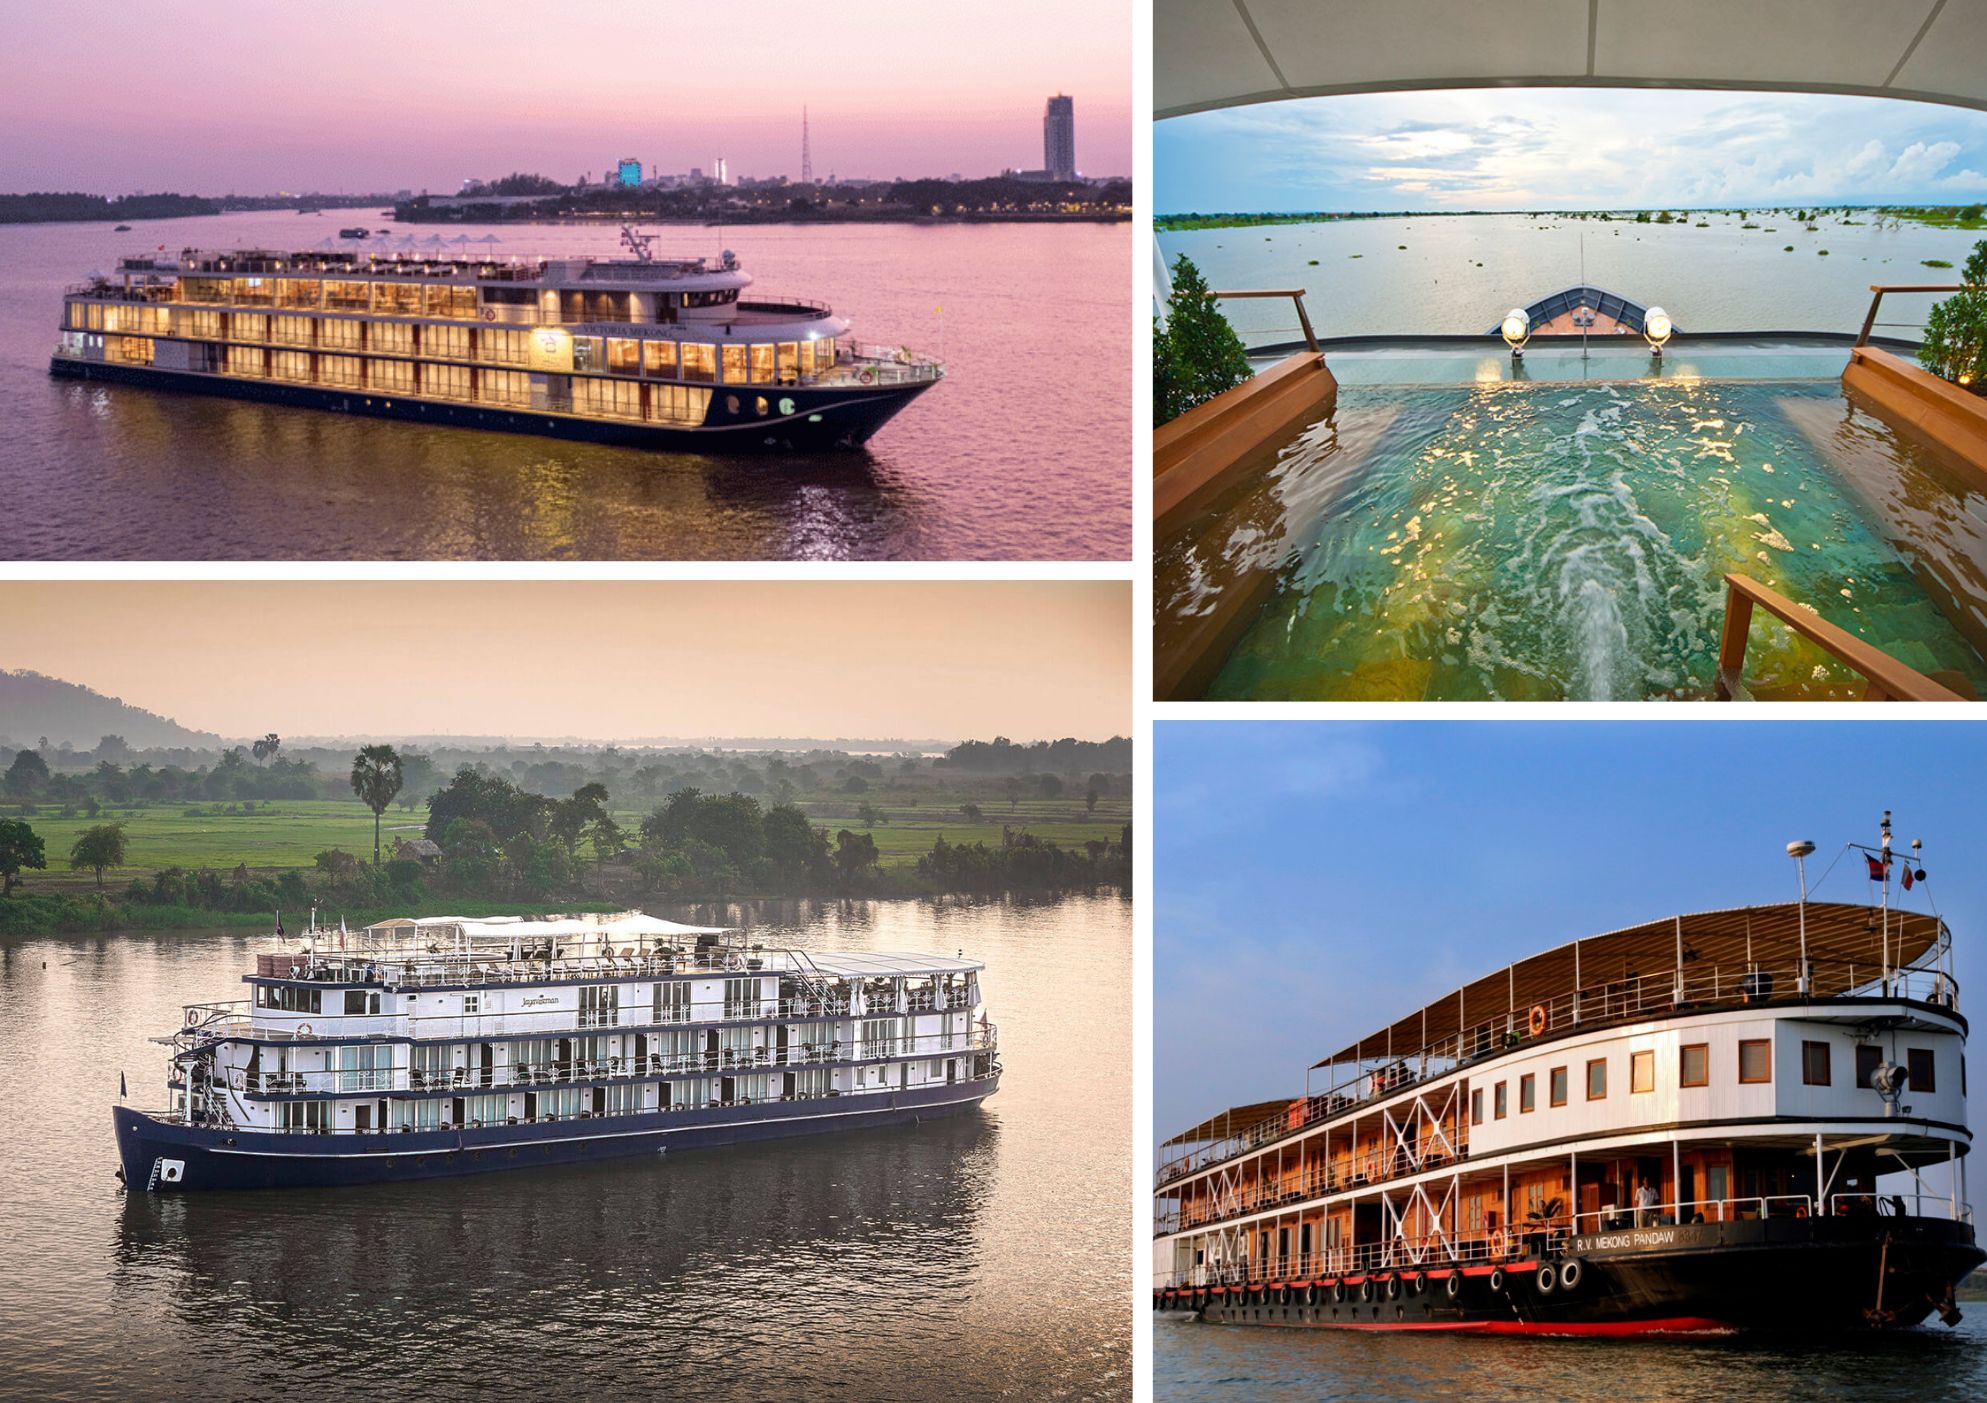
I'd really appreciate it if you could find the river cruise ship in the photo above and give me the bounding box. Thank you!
[51,229,942,451]
[1154,818,1980,1334]
[114,911,1000,1191]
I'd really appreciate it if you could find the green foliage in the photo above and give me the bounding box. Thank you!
[349,744,404,865]
[1919,240,1987,391]
[1154,254,1254,427]
[4,749,49,796]
[0,818,46,895]
[68,822,127,886]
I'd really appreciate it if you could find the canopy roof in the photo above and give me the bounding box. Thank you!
[363,912,729,941]
[1162,1099,1298,1148]
[1310,900,1943,1069]
[1157,0,1987,119]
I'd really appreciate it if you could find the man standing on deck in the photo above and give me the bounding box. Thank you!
[1635,1178,1660,1227]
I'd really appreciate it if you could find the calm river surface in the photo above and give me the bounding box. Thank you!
[1155,1311,1987,1402]
[1160,211,1987,344]
[2,212,1130,560]
[0,894,1129,1402]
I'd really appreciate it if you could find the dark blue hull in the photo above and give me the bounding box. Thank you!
[49,356,936,452]
[114,1077,997,1191]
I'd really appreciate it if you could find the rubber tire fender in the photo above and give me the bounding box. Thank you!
[1445,1271,1463,1300]
[1558,1258,1584,1293]
[1535,1262,1558,1295]
[1488,1266,1506,1294]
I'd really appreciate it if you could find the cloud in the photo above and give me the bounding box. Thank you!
[1158,88,1987,212]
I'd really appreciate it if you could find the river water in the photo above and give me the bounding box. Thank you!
[1155,1311,1987,1402]
[0,893,1129,1402]
[1159,211,1986,344]
[2,212,1130,561]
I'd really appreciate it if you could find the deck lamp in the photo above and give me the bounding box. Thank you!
[1788,839,1816,994]
[1500,308,1530,360]
[1644,306,1673,358]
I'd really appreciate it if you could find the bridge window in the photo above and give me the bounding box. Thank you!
[1470,1089,1482,1126]
[1493,1081,1507,1119]
[1549,1065,1567,1107]
[1802,1041,1832,1086]
[1738,1039,1771,1084]
[1518,1074,1534,1113]
[1631,1050,1655,1094]
[1585,1058,1606,1100]
[1908,1048,1936,1092]
[1855,1045,1883,1089]
[1680,1043,1709,1087]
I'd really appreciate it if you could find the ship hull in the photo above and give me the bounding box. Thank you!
[1160,1216,1982,1334]
[49,356,935,452]
[115,1076,996,1191]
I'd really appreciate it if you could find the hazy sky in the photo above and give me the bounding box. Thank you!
[2,0,1131,194]
[0,581,1129,743]
[1159,89,1987,212]
[1155,721,1984,1142]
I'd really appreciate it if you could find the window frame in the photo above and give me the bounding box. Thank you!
[1549,1065,1568,1107]
[1680,1043,1709,1088]
[1801,1040,1831,1087]
[1631,1049,1655,1094]
[1907,1047,1936,1093]
[1585,1057,1607,1101]
[1494,1080,1508,1120]
[1519,1073,1536,1114]
[1738,1038,1772,1084]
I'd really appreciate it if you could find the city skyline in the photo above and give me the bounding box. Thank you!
[1,1,1131,195]
[0,581,1131,744]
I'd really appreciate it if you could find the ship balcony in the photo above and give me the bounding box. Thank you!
[1154,1191,1973,1291]
[208,1025,998,1100]
[1158,958,1960,1189]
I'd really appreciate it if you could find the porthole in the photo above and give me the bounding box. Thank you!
[755,395,769,416]
[725,394,740,414]
[778,396,796,416]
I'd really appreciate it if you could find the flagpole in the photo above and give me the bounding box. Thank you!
[1880,811,1892,996]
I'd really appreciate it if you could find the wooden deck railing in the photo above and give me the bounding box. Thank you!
[1205,288,1319,353]
[1855,283,1982,347]
[1715,573,1964,701]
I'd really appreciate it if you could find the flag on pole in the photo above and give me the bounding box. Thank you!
[1865,854,1887,881]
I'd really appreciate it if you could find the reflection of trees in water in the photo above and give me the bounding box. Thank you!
[111,1115,999,1397]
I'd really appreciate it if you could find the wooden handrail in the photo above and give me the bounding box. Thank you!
[1715,573,1964,701]
[1856,283,1982,346]
[1203,288,1319,353]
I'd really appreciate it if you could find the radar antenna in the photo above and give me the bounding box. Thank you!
[619,225,657,263]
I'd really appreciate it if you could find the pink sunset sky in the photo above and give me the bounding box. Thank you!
[2,0,1131,194]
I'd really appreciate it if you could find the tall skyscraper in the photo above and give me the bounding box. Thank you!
[1044,94,1076,181]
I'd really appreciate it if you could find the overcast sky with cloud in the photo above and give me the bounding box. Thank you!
[1158,89,1987,213]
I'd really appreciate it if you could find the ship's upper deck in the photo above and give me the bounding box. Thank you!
[107,246,754,295]
[1162,899,1956,1172]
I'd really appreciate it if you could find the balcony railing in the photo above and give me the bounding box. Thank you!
[1158,957,1959,1188]
[1155,1192,1971,1289]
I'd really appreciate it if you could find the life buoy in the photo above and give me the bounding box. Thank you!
[1535,1262,1558,1295]
[296,1022,313,1038]
[1488,1228,1507,1258]
[229,1068,245,1090]
[1529,1004,1548,1037]
[481,307,495,321]
[1445,1271,1463,1300]
[857,368,875,385]
[1558,1258,1584,1292]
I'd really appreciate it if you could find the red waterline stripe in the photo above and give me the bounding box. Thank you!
[1259,1315,1734,1336]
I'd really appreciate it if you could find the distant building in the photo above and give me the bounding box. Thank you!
[715,156,729,186]
[616,157,642,187]
[393,838,443,867]
[1044,94,1075,181]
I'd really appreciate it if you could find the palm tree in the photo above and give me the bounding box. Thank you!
[350,745,404,866]
[253,733,282,765]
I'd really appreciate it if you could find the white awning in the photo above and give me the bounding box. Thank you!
[1158,0,1987,119]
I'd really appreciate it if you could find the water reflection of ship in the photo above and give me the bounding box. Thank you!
[113,1114,996,1371]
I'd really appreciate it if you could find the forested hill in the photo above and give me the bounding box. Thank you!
[0,671,220,751]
